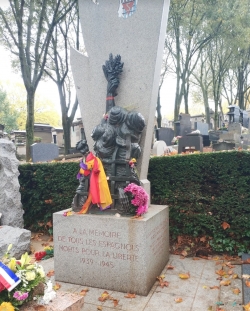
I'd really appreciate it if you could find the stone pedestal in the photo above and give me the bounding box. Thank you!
[53,205,169,296]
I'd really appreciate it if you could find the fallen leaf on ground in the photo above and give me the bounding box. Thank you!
[30,246,36,254]
[220,280,231,286]
[216,269,226,276]
[210,286,220,290]
[242,274,250,279]
[113,299,119,307]
[80,288,89,296]
[179,272,190,279]
[175,297,183,303]
[46,270,54,277]
[221,222,230,230]
[97,307,102,311]
[124,293,136,298]
[34,306,47,311]
[159,280,169,288]
[167,265,174,269]
[226,262,235,269]
[192,257,200,260]
[53,283,61,290]
[181,250,188,257]
[47,236,53,242]
[228,270,233,275]
[157,275,169,288]
[232,274,238,279]
[130,215,143,220]
[232,288,241,295]
[243,258,250,264]
[244,302,250,311]
[246,280,250,287]
[98,291,110,302]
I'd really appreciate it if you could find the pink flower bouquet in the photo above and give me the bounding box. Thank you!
[124,183,149,216]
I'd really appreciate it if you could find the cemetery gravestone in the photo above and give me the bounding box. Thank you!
[228,122,242,135]
[155,127,175,146]
[178,133,203,153]
[30,143,59,163]
[195,122,210,146]
[174,113,192,137]
[195,122,209,136]
[152,140,167,156]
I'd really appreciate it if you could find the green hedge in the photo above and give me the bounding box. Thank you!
[18,151,250,253]
[19,162,79,234]
[148,151,250,254]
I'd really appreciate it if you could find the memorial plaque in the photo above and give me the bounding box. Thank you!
[53,205,169,296]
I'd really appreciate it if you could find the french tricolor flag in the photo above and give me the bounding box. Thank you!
[0,262,21,292]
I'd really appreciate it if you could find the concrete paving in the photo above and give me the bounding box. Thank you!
[39,255,243,311]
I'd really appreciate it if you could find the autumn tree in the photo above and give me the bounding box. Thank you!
[1,80,61,130]
[190,0,250,127]
[165,0,221,125]
[0,0,76,160]
[43,3,82,154]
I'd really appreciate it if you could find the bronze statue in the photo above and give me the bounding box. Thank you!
[72,54,145,215]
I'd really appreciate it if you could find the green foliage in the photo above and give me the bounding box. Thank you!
[18,152,250,254]
[148,151,250,254]
[19,162,79,233]
[0,86,18,133]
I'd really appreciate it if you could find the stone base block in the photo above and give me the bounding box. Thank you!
[53,205,169,296]
[20,292,84,311]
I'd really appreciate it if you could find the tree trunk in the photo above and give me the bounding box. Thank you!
[238,64,244,109]
[62,117,71,155]
[201,85,210,125]
[156,90,162,128]
[25,89,35,161]
[184,82,189,114]
[214,100,218,130]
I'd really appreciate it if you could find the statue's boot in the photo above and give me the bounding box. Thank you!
[78,194,92,214]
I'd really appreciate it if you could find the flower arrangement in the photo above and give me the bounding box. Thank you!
[129,158,137,168]
[0,246,46,309]
[124,183,149,216]
[34,245,54,261]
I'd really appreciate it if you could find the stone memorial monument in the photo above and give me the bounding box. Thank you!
[0,139,31,258]
[53,0,170,296]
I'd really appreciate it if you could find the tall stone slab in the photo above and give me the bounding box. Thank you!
[30,143,59,163]
[0,139,24,227]
[70,0,170,180]
[54,205,169,296]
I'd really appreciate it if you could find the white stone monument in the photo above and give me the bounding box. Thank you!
[54,0,170,296]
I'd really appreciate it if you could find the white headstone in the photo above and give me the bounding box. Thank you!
[152,140,167,156]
